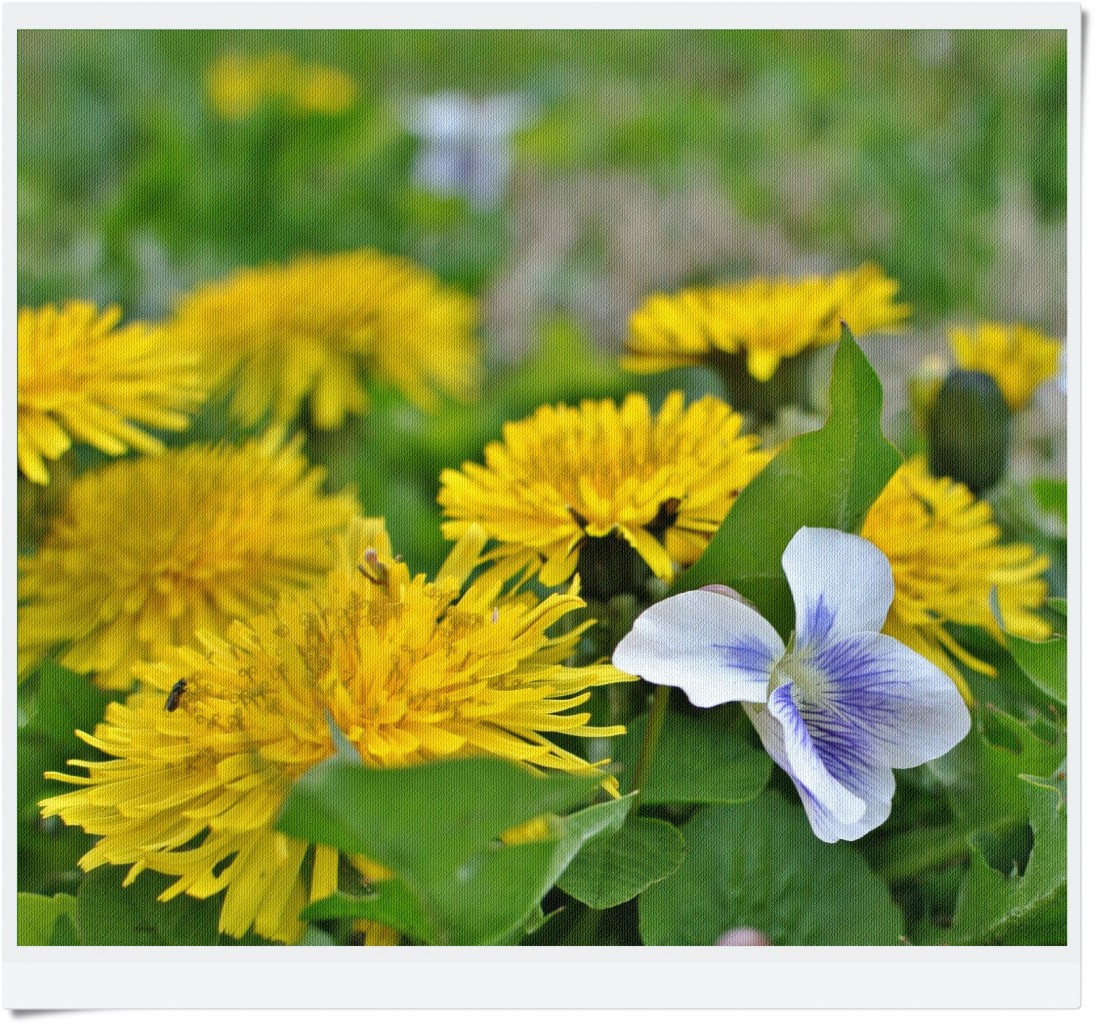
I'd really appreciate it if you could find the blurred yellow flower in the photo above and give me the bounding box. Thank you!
[861,457,1051,702]
[626,263,908,383]
[438,392,771,590]
[949,322,1063,411]
[167,250,479,429]
[40,518,628,943]
[17,302,205,485]
[18,431,360,689]
[206,51,356,119]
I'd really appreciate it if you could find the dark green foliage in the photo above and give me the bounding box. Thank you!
[17,663,115,896]
[76,866,223,946]
[278,756,630,944]
[638,792,905,945]
[615,708,771,806]
[557,817,685,910]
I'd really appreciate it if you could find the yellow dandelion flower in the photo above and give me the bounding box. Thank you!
[40,518,629,943]
[17,302,205,486]
[293,63,357,116]
[18,431,360,689]
[625,263,909,383]
[949,322,1063,411]
[206,52,356,120]
[438,392,771,592]
[860,457,1051,702]
[167,250,479,429]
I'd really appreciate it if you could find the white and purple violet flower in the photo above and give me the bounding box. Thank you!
[612,527,971,842]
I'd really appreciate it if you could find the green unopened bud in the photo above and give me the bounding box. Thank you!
[928,369,1011,495]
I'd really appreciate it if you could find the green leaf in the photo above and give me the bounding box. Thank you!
[303,880,435,945]
[18,661,115,894]
[430,839,566,945]
[278,757,619,944]
[76,865,222,945]
[276,757,601,875]
[1006,633,1066,706]
[946,778,1066,944]
[988,590,1066,707]
[19,660,114,735]
[17,892,78,945]
[304,799,635,945]
[616,708,771,805]
[871,706,1066,886]
[309,846,569,946]
[928,704,1066,835]
[1031,478,1067,524]
[558,817,685,909]
[638,791,904,945]
[548,795,634,879]
[670,325,901,636]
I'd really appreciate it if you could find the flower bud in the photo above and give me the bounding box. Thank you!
[716,927,771,945]
[700,584,759,612]
[928,369,1011,495]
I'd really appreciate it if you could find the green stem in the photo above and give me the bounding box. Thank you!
[629,685,670,815]
[869,823,973,883]
[711,348,819,423]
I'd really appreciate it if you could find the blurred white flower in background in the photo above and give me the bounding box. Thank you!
[406,91,529,210]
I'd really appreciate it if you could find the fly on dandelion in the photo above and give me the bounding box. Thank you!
[164,679,187,712]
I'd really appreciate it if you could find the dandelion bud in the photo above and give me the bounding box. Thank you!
[928,369,1010,495]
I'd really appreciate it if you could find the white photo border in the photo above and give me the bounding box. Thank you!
[3,1,1083,1011]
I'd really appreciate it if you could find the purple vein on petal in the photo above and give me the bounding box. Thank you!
[712,633,775,691]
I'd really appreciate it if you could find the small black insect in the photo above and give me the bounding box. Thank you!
[164,679,187,712]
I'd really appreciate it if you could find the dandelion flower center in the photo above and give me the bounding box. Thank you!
[166,249,479,429]
[438,391,771,590]
[18,430,360,689]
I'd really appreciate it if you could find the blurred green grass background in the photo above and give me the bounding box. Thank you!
[18,29,1066,323]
